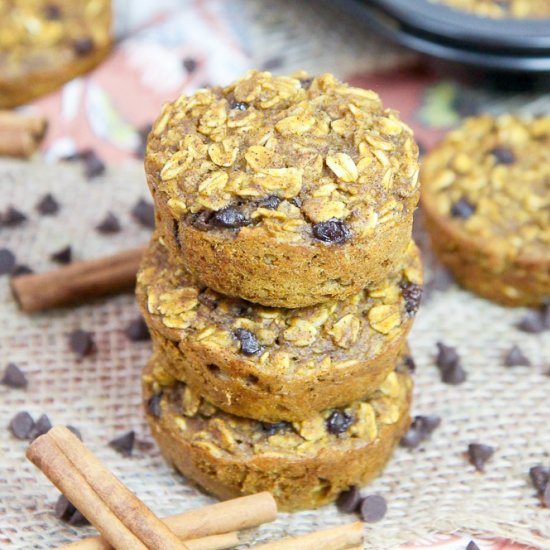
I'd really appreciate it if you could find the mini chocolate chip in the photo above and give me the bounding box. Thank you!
[441,362,467,385]
[1,207,27,227]
[96,212,121,234]
[359,495,387,523]
[529,465,550,495]
[131,198,155,229]
[211,206,249,229]
[414,414,441,435]
[147,393,163,418]
[0,248,16,275]
[466,542,480,550]
[109,430,135,456]
[182,58,198,73]
[82,150,105,179]
[261,421,292,436]
[436,341,461,368]
[401,281,422,315]
[55,495,76,521]
[234,328,262,356]
[1,363,28,389]
[400,428,423,449]
[66,425,82,440]
[336,486,361,513]
[9,411,34,440]
[257,195,282,209]
[73,37,94,56]
[50,245,72,265]
[230,101,249,111]
[312,218,352,244]
[69,330,95,357]
[491,146,515,165]
[436,342,466,385]
[503,345,531,367]
[299,77,313,89]
[517,311,547,334]
[468,443,495,472]
[44,4,62,20]
[29,414,52,440]
[68,509,89,526]
[12,265,33,277]
[326,410,355,435]
[403,355,416,373]
[125,317,150,342]
[36,193,59,215]
[450,198,475,219]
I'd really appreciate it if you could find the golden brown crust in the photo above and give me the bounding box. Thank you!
[137,236,422,422]
[142,353,412,511]
[0,0,112,109]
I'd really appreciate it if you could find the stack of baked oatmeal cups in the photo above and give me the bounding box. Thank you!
[138,71,422,511]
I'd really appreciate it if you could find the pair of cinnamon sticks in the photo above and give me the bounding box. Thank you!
[27,426,364,550]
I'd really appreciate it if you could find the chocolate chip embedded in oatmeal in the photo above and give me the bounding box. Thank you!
[9,411,34,440]
[359,494,387,523]
[257,195,282,209]
[1,206,27,227]
[503,345,531,367]
[336,485,361,513]
[326,410,355,435]
[109,430,135,457]
[29,414,52,440]
[1,363,28,389]
[131,199,155,229]
[529,465,550,495]
[400,281,422,315]
[229,101,249,111]
[190,210,213,231]
[36,193,59,215]
[96,212,121,234]
[234,328,262,356]
[125,317,150,342]
[73,37,94,56]
[0,248,16,275]
[490,146,515,165]
[466,541,481,550]
[450,197,475,219]
[147,393,163,418]
[50,245,72,265]
[261,421,292,436]
[467,443,495,472]
[211,206,250,229]
[312,218,352,244]
[68,330,95,357]
[435,342,466,385]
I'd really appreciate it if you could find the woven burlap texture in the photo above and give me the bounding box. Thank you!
[0,158,549,549]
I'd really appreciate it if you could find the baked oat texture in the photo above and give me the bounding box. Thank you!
[432,0,550,18]
[142,352,412,511]
[0,0,112,109]
[421,115,550,307]
[137,235,422,421]
[146,70,420,308]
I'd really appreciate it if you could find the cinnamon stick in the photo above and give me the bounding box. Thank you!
[0,110,47,157]
[11,246,144,312]
[252,522,364,550]
[27,426,188,550]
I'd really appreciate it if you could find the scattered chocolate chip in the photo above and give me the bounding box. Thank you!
[66,425,82,440]
[466,542,480,550]
[135,123,152,158]
[261,421,291,436]
[36,193,59,215]
[336,485,361,513]
[401,281,422,315]
[9,411,34,440]
[69,330,95,357]
[491,146,515,165]
[147,393,163,418]
[68,509,89,526]
[403,355,416,373]
[1,207,27,227]
[257,195,282,209]
[312,219,352,244]
[503,345,530,367]
[326,410,355,435]
[230,101,249,111]
[234,328,262,356]
[299,77,313,89]
[290,197,302,208]
[182,57,198,73]
[190,210,213,231]
[450,198,475,219]
[435,342,466,385]
[211,206,249,229]
[400,427,424,449]
[359,495,387,523]
[96,212,121,234]
[29,414,52,440]
[125,317,150,342]
[1,363,28,389]
[11,265,33,277]
[50,245,72,265]
[55,495,89,525]
[82,150,106,179]
[0,248,16,275]
[468,443,495,472]
[109,430,135,457]
[131,198,155,229]
[73,37,94,56]
[529,465,550,495]
[400,414,441,449]
[543,483,550,508]
[517,310,548,334]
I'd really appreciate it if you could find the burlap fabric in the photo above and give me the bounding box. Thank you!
[1,157,549,549]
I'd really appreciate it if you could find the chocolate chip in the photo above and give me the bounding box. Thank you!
[261,421,292,436]
[257,195,282,209]
[36,193,59,215]
[1,207,27,227]
[125,317,150,342]
[230,101,249,111]
[359,495,387,523]
[1,363,28,389]
[69,330,95,357]
[73,37,94,56]
[68,509,89,526]
[400,427,424,449]
[403,355,416,373]
[147,393,163,418]
[9,411,34,440]
[12,265,33,277]
[28,414,52,440]
[517,310,547,334]
[234,328,262,356]
[290,197,302,208]
[312,218,352,244]
[44,4,62,20]
[401,281,422,315]
[0,248,16,275]
[336,486,361,513]
[66,425,82,440]
[466,542,480,550]
[436,342,466,385]
[467,443,495,472]
[299,77,313,89]
[82,150,106,179]
[441,362,466,385]
[450,198,475,219]
[529,465,550,495]
[182,58,198,73]
[109,430,135,456]
[50,245,72,265]
[503,345,530,367]
[400,414,441,449]
[326,410,355,435]
[96,212,121,234]
[211,206,249,229]
[491,146,515,165]
[55,495,89,525]
[131,199,155,229]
